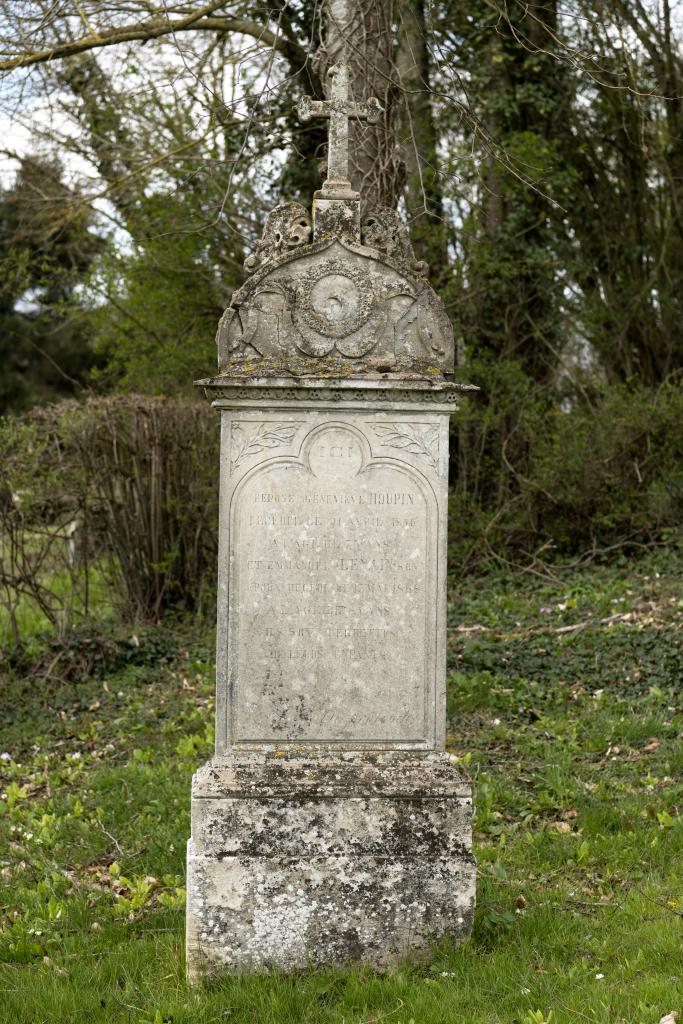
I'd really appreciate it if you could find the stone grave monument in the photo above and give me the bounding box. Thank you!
[186,63,476,979]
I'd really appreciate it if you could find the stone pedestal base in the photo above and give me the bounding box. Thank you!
[186,753,475,978]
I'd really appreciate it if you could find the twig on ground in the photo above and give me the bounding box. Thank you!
[358,1001,405,1024]
[96,819,124,856]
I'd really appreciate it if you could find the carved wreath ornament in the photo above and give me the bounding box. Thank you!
[296,260,371,339]
[292,258,386,358]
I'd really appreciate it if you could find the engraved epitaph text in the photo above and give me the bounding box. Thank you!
[227,423,437,747]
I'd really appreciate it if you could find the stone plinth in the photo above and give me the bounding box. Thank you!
[186,753,475,977]
[186,377,476,977]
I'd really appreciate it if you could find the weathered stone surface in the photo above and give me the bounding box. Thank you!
[243,202,312,274]
[297,63,382,207]
[191,750,472,798]
[186,753,475,977]
[216,238,455,377]
[187,852,474,975]
[186,378,476,977]
[192,799,470,857]
[361,205,428,276]
[212,384,455,753]
[187,62,475,979]
[198,376,473,405]
[216,65,454,380]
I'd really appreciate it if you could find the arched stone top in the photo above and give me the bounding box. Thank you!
[211,60,456,383]
[216,230,455,379]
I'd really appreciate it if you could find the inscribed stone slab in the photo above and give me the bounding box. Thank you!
[216,407,450,752]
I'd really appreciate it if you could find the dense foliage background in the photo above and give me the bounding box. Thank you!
[1,9,681,1019]
[1,0,683,634]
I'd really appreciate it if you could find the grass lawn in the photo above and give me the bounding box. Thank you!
[0,548,681,1023]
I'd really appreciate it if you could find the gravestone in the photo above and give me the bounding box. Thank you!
[186,63,476,979]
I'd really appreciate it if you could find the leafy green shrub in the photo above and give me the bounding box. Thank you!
[451,372,683,564]
[6,622,181,685]
[525,381,683,550]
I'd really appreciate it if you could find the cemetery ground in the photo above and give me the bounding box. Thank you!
[0,547,681,1024]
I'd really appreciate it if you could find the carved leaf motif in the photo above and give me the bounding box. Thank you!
[370,422,440,471]
[231,422,302,471]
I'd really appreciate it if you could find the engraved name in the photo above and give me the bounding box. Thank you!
[254,492,416,505]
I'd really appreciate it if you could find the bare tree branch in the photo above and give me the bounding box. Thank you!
[0,2,308,74]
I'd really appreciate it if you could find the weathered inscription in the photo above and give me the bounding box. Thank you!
[228,423,435,746]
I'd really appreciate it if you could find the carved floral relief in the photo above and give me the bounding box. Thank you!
[368,422,440,473]
[230,421,303,473]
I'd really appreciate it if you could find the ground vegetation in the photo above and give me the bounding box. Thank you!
[0,550,681,1022]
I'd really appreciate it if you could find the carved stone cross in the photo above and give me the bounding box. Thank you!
[298,63,382,194]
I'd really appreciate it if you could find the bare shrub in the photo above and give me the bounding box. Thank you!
[0,414,89,647]
[64,395,219,621]
[0,395,219,643]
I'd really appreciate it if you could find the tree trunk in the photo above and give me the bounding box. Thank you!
[467,0,564,385]
[396,0,449,280]
[315,0,403,209]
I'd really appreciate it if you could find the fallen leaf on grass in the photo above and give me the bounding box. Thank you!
[643,738,660,753]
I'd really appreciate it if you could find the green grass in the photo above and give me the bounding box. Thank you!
[0,549,682,1023]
